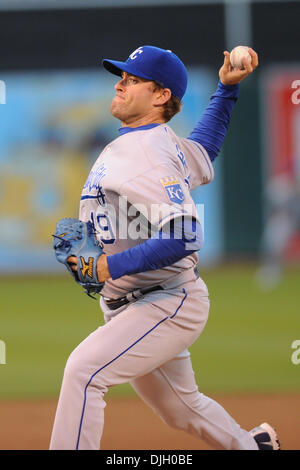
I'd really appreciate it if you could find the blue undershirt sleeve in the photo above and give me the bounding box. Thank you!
[107,217,203,280]
[188,80,240,162]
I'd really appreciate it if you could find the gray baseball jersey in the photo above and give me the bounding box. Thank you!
[50,123,258,451]
[79,124,214,299]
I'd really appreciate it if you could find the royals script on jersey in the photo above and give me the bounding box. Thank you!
[79,124,214,298]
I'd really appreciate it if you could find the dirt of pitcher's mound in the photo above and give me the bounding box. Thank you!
[0,393,298,450]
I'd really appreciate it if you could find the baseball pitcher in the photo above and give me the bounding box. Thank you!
[50,45,280,450]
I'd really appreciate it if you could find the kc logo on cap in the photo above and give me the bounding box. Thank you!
[129,47,144,60]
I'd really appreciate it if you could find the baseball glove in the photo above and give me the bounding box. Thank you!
[52,218,105,298]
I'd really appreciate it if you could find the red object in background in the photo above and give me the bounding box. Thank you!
[267,71,300,180]
[284,233,300,261]
[265,69,300,259]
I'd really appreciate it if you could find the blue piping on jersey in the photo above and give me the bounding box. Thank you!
[75,288,187,450]
[80,195,100,201]
[118,123,161,135]
[188,140,213,182]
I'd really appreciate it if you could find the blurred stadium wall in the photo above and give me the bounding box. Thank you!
[0,0,300,273]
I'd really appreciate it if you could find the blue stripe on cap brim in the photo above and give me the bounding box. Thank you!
[102,59,159,83]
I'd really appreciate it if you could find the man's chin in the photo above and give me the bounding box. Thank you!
[110,104,123,120]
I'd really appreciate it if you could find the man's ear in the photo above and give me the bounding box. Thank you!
[154,88,172,106]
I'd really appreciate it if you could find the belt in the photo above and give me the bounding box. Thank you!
[103,267,199,311]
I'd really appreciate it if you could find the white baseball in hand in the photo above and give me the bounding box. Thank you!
[230,46,251,70]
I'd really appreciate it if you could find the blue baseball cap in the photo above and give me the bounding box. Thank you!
[102,45,188,100]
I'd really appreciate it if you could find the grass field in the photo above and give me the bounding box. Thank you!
[0,263,299,399]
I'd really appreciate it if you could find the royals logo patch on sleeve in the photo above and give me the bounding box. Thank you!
[160,177,185,205]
